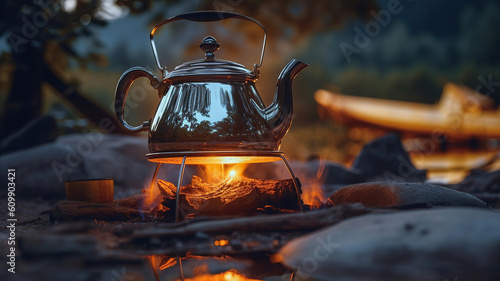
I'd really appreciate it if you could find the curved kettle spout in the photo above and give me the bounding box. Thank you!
[265,59,308,143]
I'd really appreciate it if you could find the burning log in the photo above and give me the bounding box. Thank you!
[49,195,149,222]
[157,175,300,219]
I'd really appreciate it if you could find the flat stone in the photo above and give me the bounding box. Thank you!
[330,182,488,208]
[278,208,500,281]
[0,134,156,199]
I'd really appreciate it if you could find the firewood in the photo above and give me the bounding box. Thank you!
[113,194,147,209]
[49,200,150,222]
[129,203,380,237]
[158,175,300,218]
[117,204,391,256]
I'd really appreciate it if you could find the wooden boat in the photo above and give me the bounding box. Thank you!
[315,83,500,139]
[315,82,500,183]
[410,151,500,184]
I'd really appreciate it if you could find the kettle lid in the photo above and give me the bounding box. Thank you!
[165,36,256,83]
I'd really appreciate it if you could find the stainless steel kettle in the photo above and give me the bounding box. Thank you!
[114,11,308,158]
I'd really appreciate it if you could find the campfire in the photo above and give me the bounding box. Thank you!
[122,157,330,280]
[143,162,302,221]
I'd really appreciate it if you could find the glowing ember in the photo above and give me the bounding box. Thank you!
[229,170,236,177]
[182,270,262,281]
[158,257,177,270]
[214,239,229,246]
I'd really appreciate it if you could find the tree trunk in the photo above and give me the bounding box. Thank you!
[2,41,130,138]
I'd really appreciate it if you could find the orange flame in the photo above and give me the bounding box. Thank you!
[141,163,249,212]
[141,179,164,213]
[141,158,326,211]
[299,158,327,208]
[147,255,163,281]
[198,163,248,184]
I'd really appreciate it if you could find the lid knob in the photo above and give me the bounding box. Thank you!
[199,36,220,61]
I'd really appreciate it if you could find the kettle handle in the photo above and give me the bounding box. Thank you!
[114,67,161,133]
[150,11,266,74]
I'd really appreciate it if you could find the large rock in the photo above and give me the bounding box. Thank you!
[0,134,156,199]
[453,169,500,193]
[278,208,500,281]
[451,170,500,208]
[352,134,427,182]
[330,182,488,208]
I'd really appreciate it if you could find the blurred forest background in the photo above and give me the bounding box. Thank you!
[1,0,499,162]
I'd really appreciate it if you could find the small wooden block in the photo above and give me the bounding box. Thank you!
[65,179,114,203]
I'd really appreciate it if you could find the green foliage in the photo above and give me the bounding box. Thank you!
[330,66,445,104]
